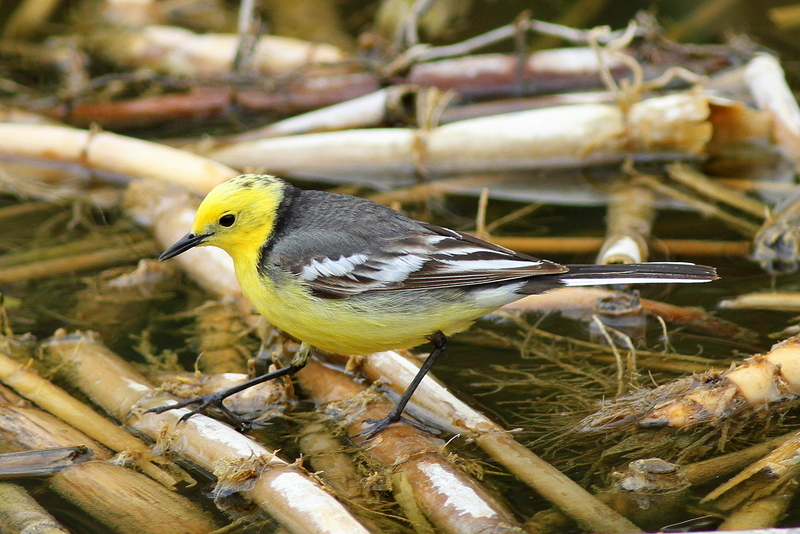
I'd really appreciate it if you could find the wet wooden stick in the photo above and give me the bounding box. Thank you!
[633,174,760,237]
[296,420,371,503]
[0,201,59,222]
[718,495,795,530]
[193,301,251,374]
[1,338,185,488]
[489,236,750,257]
[666,163,767,220]
[597,180,654,264]
[666,0,744,42]
[295,357,522,534]
[209,93,715,181]
[294,418,403,534]
[683,432,795,486]
[745,54,800,168]
[2,0,63,39]
[0,385,217,534]
[41,331,371,534]
[0,482,69,534]
[507,287,754,342]
[704,430,800,529]
[0,239,158,284]
[49,461,217,534]
[0,232,149,268]
[719,292,800,312]
[0,446,91,478]
[0,123,237,194]
[339,351,643,534]
[704,430,800,503]
[579,334,800,431]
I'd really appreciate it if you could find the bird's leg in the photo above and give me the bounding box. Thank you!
[359,331,447,440]
[145,342,313,429]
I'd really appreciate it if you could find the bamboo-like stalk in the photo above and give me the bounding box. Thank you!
[2,0,63,39]
[506,287,753,342]
[0,385,217,534]
[295,357,523,534]
[744,54,800,168]
[219,86,414,144]
[263,0,355,51]
[0,482,69,534]
[597,180,654,264]
[209,92,714,181]
[296,418,405,533]
[86,25,345,78]
[0,232,149,269]
[0,124,237,194]
[578,334,800,431]
[704,430,800,530]
[0,239,158,284]
[719,292,800,312]
[683,432,795,486]
[666,163,767,219]
[51,74,382,130]
[718,494,795,530]
[526,432,798,534]
[339,351,642,534]
[49,461,217,534]
[703,430,800,504]
[603,459,690,532]
[41,331,371,534]
[633,174,761,237]
[296,420,368,502]
[486,236,749,257]
[1,338,186,488]
[193,301,251,374]
[665,0,744,42]
[770,4,800,29]
[0,446,91,478]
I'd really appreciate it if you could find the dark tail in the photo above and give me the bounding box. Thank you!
[520,262,717,293]
[558,262,718,286]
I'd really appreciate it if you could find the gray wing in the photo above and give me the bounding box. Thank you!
[269,195,566,299]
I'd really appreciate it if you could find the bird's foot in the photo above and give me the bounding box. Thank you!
[358,414,440,441]
[145,393,253,431]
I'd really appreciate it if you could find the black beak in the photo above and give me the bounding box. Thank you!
[159,232,210,261]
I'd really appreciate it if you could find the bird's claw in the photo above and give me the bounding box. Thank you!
[358,415,396,440]
[358,415,439,440]
[145,393,252,431]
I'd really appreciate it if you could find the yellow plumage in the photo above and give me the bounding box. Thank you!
[188,176,495,354]
[154,173,716,434]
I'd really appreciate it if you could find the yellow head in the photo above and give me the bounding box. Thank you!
[159,174,287,264]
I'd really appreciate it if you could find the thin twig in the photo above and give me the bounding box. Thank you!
[233,0,260,73]
[485,202,542,234]
[409,17,646,64]
[592,315,626,397]
[475,187,489,239]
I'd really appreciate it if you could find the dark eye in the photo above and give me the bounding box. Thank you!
[219,214,235,227]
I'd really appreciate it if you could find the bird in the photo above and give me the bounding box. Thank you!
[148,173,718,437]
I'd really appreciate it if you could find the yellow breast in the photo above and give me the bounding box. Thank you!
[235,261,485,355]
